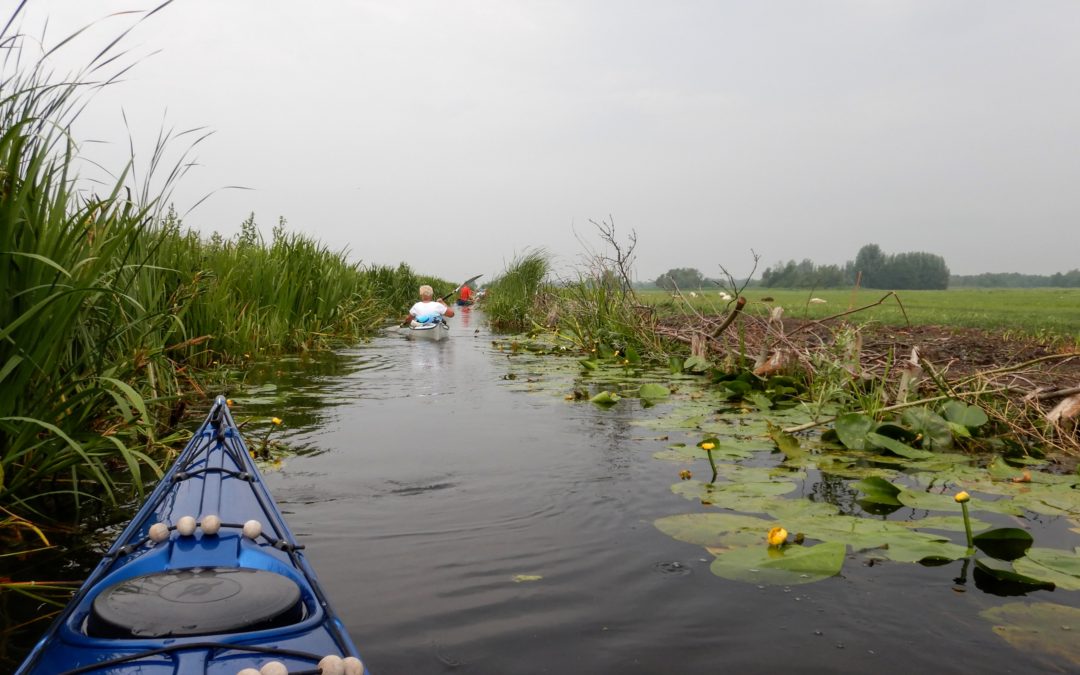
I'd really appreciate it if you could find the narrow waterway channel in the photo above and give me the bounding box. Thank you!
[5,308,1076,673]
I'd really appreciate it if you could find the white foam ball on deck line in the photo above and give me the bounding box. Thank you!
[343,656,365,674]
[148,522,170,543]
[319,654,345,674]
[259,662,288,675]
[237,669,261,675]
[201,514,222,535]
[242,519,263,539]
[176,515,197,536]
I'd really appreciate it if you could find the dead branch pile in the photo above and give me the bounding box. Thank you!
[656,294,1080,457]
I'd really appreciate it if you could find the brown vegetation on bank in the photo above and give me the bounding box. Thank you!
[656,301,1080,460]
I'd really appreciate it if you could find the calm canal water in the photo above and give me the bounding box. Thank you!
[4,308,1076,673]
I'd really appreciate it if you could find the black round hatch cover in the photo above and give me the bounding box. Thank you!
[88,567,304,638]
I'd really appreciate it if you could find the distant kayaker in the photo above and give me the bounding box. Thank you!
[405,284,455,325]
[456,284,473,307]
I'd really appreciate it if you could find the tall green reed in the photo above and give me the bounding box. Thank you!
[0,7,406,516]
[484,250,552,332]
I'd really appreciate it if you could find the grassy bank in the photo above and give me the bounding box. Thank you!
[0,15,444,516]
[640,288,1080,343]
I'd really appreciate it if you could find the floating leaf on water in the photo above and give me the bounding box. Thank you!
[878,539,970,564]
[897,515,990,533]
[1011,484,1080,517]
[897,488,1023,516]
[590,391,620,405]
[980,602,1080,667]
[683,355,710,373]
[654,512,772,548]
[638,383,671,401]
[852,476,902,506]
[901,407,953,450]
[709,541,847,585]
[672,480,797,512]
[579,358,598,371]
[873,423,918,443]
[866,432,934,459]
[835,413,874,450]
[766,422,803,460]
[512,574,543,583]
[783,511,952,553]
[748,392,772,411]
[973,528,1034,561]
[974,557,1056,595]
[987,455,1025,482]
[942,400,989,429]
[1014,548,1080,591]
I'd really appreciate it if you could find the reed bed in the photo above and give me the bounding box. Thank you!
[0,10,427,517]
[484,250,553,332]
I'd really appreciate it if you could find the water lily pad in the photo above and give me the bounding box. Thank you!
[973,528,1034,561]
[974,557,1055,594]
[590,390,620,405]
[783,511,953,553]
[866,432,933,459]
[852,476,902,506]
[767,422,803,460]
[673,480,797,511]
[1013,548,1080,591]
[654,512,772,548]
[747,392,773,411]
[942,400,989,429]
[981,602,1080,666]
[653,443,752,462]
[835,413,874,450]
[1012,485,1080,517]
[901,407,953,450]
[638,383,670,400]
[683,355,710,373]
[897,515,990,533]
[709,541,847,585]
[512,574,543,583]
[897,489,1024,516]
[878,539,970,564]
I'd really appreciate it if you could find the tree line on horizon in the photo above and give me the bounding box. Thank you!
[649,244,1080,290]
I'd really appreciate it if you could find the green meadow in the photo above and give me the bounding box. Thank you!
[640,287,1080,341]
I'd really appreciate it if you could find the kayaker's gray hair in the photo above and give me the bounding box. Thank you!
[419,285,434,300]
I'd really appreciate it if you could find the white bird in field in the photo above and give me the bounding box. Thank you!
[809,297,827,304]
[689,291,697,298]
[718,292,732,301]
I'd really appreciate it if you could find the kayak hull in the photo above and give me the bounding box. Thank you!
[16,397,366,675]
[405,321,449,341]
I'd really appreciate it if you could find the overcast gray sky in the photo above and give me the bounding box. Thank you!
[14,1,1080,282]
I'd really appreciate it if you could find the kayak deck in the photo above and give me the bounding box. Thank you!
[404,320,450,341]
[16,397,365,675]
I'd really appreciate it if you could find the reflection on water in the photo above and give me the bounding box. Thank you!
[3,310,1077,674]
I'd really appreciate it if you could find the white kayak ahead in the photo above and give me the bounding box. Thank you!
[404,318,450,341]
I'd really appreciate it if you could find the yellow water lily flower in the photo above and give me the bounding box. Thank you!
[226,399,234,407]
[954,491,970,503]
[767,526,788,547]
[271,417,283,426]
[701,442,716,451]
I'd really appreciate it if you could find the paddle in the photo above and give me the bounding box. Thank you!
[438,273,483,303]
[401,274,483,326]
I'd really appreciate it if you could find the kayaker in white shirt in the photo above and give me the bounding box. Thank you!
[405,284,455,325]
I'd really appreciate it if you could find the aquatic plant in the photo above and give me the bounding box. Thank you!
[0,6,417,515]
[484,250,552,331]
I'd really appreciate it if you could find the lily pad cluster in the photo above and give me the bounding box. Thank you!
[492,331,1080,598]
[678,358,806,411]
[827,400,990,459]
